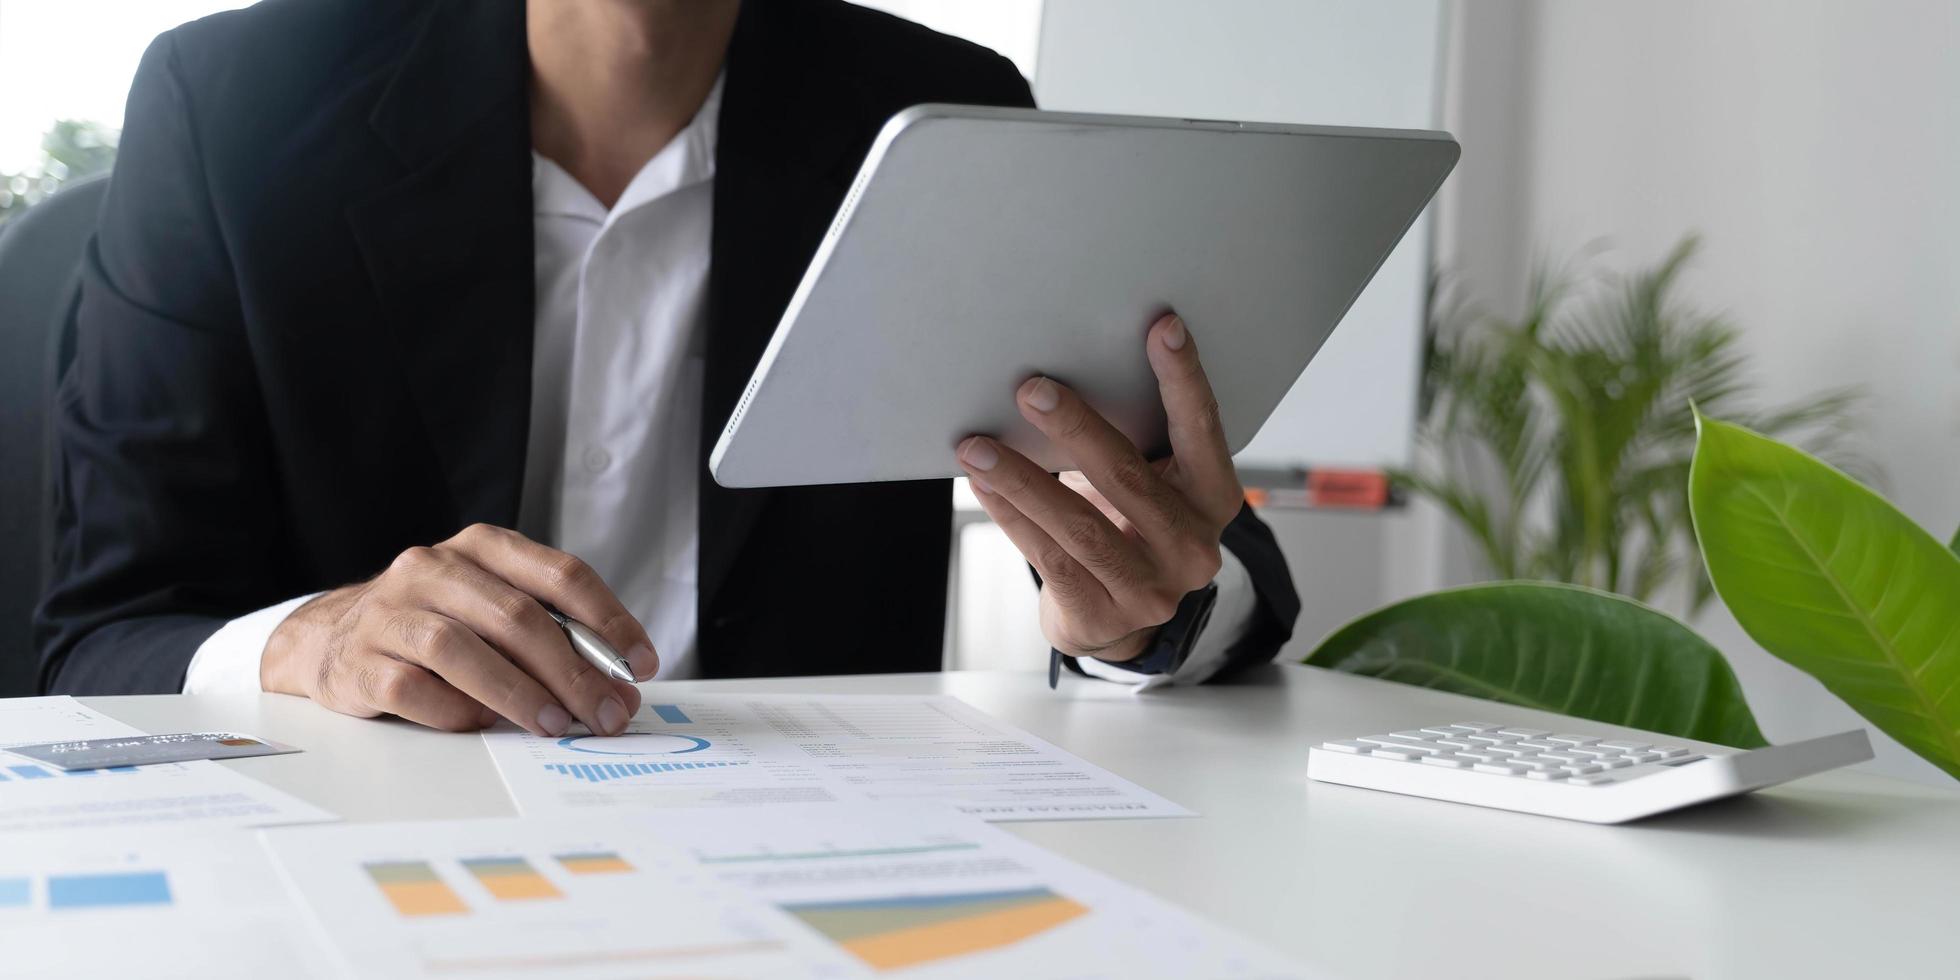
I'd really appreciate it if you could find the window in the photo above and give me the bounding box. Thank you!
[0,0,254,219]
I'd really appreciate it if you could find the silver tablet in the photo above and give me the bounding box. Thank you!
[709,105,1458,488]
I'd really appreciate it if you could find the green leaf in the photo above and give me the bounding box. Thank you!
[1690,412,1960,779]
[1303,581,1767,747]
[1949,525,1959,558]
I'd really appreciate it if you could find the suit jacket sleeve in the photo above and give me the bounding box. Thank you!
[34,33,285,694]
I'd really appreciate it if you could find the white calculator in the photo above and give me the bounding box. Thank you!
[1307,722,1873,823]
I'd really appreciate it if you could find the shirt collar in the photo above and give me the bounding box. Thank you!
[531,71,724,225]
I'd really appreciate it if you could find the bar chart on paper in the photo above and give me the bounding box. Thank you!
[264,817,858,979]
[649,805,1309,978]
[783,887,1090,971]
[544,760,747,783]
[0,829,332,980]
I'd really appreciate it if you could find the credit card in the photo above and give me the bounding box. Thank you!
[5,732,301,770]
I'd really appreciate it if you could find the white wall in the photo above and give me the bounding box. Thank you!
[1441,0,1960,784]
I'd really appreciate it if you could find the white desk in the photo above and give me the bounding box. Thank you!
[87,665,1956,979]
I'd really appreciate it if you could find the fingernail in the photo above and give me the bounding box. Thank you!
[477,706,500,728]
[970,475,993,494]
[958,436,999,471]
[598,697,630,735]
[537,703,572,737]
[1022,377,1061,413]
[626,643,658,680]
[1162,315,1188,351]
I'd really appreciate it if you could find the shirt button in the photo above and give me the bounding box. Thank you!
[583,447,613,473]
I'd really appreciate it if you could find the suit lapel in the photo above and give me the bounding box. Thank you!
[699,1,880,612]
[346,0,534,530]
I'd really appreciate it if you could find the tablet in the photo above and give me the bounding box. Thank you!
[709,105,1458,488]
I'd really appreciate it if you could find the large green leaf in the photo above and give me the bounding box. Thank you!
[1949,525,1959,558]
[1690,413,1960,779]
[1303,581,1766,747]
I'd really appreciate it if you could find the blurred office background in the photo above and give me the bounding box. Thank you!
[2,0,1954,782]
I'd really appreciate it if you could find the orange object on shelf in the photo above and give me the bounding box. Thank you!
[1306,469,1390,509]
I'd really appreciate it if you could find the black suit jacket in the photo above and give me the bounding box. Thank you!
[35,0,1299,695]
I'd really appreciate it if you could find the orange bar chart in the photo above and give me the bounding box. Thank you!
[460,857,563,901]
[782,887,1089,971]
[364,861,468,917]
[556,852,634,875]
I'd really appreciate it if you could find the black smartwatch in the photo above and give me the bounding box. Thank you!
[1049,582,1220,687]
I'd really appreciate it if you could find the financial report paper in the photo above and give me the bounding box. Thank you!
[0,697,334,832]
[0,828,332,980]
[482,694,1192,821]
[261,805,1307,979]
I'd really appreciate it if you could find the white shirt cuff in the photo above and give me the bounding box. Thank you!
[1076,544,1258,691]
[181,592,323,695]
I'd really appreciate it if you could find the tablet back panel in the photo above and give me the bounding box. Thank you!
[710,106,1458,488]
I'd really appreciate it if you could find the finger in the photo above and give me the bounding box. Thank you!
[369,580,581,736]
[1017,376,1194,545]
[342,649,487,733]
[957,436,1145,594]
[1144,314,1239,510]
[1058,471,1125,526]
[439,524,659,680]
[404,546,636,736]
[966,477,1114,618]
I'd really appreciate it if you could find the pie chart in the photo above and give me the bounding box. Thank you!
[554,733,711,756]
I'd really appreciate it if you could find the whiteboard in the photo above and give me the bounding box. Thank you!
[1034,0,1445,470]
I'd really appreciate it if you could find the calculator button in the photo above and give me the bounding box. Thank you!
[1435,738,1479,750]
[1370,746,1428,760]
[1516,740,1562,750]
[1466,734,1514,745]
[1546,734,1598,745]
[1525,769,1569,780]
[1358,735,1416,747]
[1472,762,1528,776]
[1569,775,1616,786]
[1539,751,1589,763]
[1624,751,1662,764]
[1569,746,1619,757]
[1482,745,1526,756]
[1452,722,1503,732]
[1422,726,1477,736]
[1509,759,1562,771]
[1456,751,1505,763]
[1321,740,1376,754]
[1560,764,1604,775]
[1393,730,1441,741]
[1421,754,1473,768]
[1496,728,1550,738]
[1599,740,1651,751]
[1651,746,1690,758]
[1593,757,1634,769]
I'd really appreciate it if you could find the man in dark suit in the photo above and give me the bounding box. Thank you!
[36,0,1298,737]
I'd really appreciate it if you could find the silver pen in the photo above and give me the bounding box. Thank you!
[545,608,637,683]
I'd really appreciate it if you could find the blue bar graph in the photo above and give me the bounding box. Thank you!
[544,760,745,783]
[0,878,28,908]
[48,871,172,910]
[4,763,140,779]
[650,704,692,724]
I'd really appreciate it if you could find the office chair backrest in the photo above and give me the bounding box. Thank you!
[0,173,109,696]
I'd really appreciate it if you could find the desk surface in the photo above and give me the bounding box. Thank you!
[88,665,1955,980]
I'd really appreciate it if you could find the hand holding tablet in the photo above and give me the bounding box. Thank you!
[957,313,1241,663]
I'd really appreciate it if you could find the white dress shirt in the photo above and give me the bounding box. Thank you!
[183,77,1256,694]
